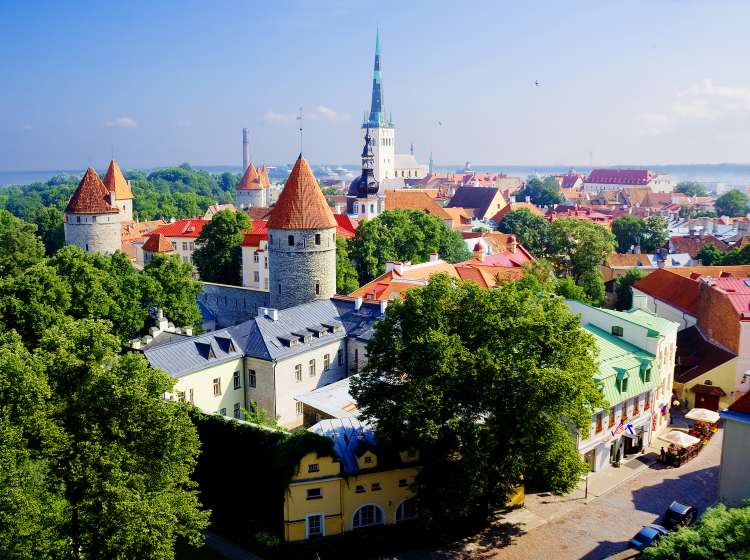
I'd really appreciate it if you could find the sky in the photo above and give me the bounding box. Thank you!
[2,0,750,171]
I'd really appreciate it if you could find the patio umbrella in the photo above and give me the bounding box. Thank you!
[659,430,701,448]
[685,408,720,424]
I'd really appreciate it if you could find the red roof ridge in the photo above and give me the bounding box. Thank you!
[65,168,119,215]
[142,233,175,253]
[237,163,263,190]
[266,155,336,230]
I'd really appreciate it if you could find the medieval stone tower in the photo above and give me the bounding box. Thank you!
[236,162,268,209]
[63,167,122,254]
[103,159,133,221]
[267,154,337,310]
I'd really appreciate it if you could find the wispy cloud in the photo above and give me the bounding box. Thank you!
[639,79,750,134]
[105,116,137,129]
[263,105,347,125]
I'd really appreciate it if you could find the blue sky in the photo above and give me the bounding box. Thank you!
[2,0,750,171]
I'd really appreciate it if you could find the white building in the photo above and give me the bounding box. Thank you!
[583,169,675,193]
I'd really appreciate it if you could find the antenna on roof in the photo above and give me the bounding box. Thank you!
[296,107,303,154]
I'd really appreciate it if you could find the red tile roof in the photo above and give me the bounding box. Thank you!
[259,165,271,188]
[237,163,263,190]
[150,218,209,238]
[586,169,651,185]
[142,233,175,253]
[633,269,702,315]
[65,168,119,214]
[729,391,750,414]
[334,214,358,238]
[671,235,728,258]
[103,160,133,200]
[267,155,336,230]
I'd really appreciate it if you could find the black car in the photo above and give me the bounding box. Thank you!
[663,501,698,529]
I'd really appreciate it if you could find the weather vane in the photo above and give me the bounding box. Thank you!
[296,107,303,154]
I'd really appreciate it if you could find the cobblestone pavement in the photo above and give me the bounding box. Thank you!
[392,428,722,560]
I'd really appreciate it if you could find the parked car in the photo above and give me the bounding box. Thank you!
[663,501,697,529]
[629,524,669,550]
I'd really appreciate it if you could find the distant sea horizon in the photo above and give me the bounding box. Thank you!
[3,162,750,187]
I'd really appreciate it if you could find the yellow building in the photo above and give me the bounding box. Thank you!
[283,418,420,542]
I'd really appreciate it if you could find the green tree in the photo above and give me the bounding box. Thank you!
[144,253,203,329]
[516,176,563,206]
[31,206,65,255]
[349,210,471,283]
[715,190,749,217]
[335,237,360,294]
[611,215,643,253]
[696,244,723,265]
[545,218,614,303]
[675,181,708,197]
[643,501,750,560]
[496,208,549,257]
[640,215,669,253]
[615,269,645,310]
[193,209,250,285]
[0,209,45,278]
[350,274,606,529]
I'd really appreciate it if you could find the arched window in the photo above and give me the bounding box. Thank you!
[395,499,417,522]
[352,504,384,529]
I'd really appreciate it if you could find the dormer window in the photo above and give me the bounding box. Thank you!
[611,325,624,337]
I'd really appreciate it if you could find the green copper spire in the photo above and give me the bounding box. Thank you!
[366,30,387,128]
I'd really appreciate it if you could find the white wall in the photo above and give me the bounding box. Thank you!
[366,127,395,182]
[168,358,245,417]
[631,289,697,331]
[719,417,750,506]
[241,244,270,290]
[166,235,197,264]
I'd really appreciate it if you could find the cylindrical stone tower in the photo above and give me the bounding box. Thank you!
[267,155,337,310]
[236,162,266,209]
[103,159,133,222]
[63,167,121,254]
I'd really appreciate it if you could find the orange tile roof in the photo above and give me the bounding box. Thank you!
[65,168,119,215]
[490,202,544,223]
[103,160,133,200]
[385,190,452,220]
[668,265,750,279]
[633,268,701,315]
[142,233,175,253]
[150,218,209,238]
[266,155,336,230]
[670,235,728,258]
[237,163,263,190]
[121,219,167,241]
[605,253,652,267]
[259,165,271,188]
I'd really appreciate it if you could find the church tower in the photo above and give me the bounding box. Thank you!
[363,30,395,182]
[267,155,337,310]
[346,128,384,219]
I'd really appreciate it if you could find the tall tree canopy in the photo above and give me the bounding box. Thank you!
[516,176,563,206]
[193,209,250,285]
[143,253,204,328]
[615,269,645,310]
[715,189,749,217]
[335,236,360,295]
[675,181,708,197]
[611,215,668,254]
[0,320,209,559]
[496,208,549,257]
[643,501,750,560]
[348,209,471,283]
[0,209,45,277]
[351,274,605,529]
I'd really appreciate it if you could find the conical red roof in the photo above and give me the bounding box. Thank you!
[237,163,263,190]
[259,165,271,188]
[103,160,133,200]
[65,168,119,214]
[142,233,175,253]
[267,155,336,230]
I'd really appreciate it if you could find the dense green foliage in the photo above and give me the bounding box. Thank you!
[676,181,708,197]
[611,215,669,253]
[143,254,204,328]
[496,208,549,257]
[643,501,750,560]
[516,176,563,206]
[193,209,251,285]
[336,236,360,294]
[615,269,646,310]
[697,242,750,266]
[0,320,209,559]
[351,274,605,530]
[0,209,46,276]
[715,189,749,217]
[349,209,472,283]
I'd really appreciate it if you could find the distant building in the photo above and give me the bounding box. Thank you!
[148,218,209,265]
[236,163,270,209]
[142,233,175,265]
[446,186,507,222]
[583,169,675,193]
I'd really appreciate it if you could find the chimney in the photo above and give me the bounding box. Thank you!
[658,258,665,269]
[183,326,193,336]
[473,242,484,261]
[335,203,342,214]
[525,195,531,203]
[429,252,439,263]
[131,338,142,350]
[156,308,168,331]
[263,308,278,322]
[507,234,517,253]
[354,297,363,311]
[242,128,250,171]
[380,300,388,314]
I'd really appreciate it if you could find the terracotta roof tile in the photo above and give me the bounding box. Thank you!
[385,190,451,220]
[65,168,119,214]
[266,155,336,230]
[671,235,728,258]
[142,233,175,253]
[633,268,701,315]
[103,160,133,200]
[150,218,209,238]
[237,163,263,190]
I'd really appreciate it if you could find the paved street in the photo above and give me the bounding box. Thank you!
[393,428,721,560]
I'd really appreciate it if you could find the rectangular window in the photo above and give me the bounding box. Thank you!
[177,390,186,402]
[621,377,629,393]
[189,388,194,404]
[364,456,372,464]
[171,241,177,250]
[399,479,408,487]
[323,354,330,371]
[233,403,241,419]
[371,482,381,491]
[264,257,268,269]
[306,488,322,500]
[315,233,321,245]
[315,282,320,295]
[278,283,281,294]
[233,371,241,390]
[189,242,195,251]
[308,463,320,473]
[644,391,651,410]
[182,242,188,251]
[595,412,603,433]
[309,359,316,377]
[253,271,259,282]
[296,401,303,415]
[608,407,615,428]
[306,513,323,538]
[248,369,256,388]
[295,364,302,382]
[611,325,624,337]
[338,349,344,366]
[253,253,259,263]
[355,484,365,493]
[288,235,294,246]
[213,378,221,396]
[219,407,227,416]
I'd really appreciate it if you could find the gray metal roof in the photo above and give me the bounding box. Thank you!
[295,375,360,418]
[144,328,244,378]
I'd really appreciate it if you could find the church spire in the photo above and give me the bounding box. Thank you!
[366,30,386,128]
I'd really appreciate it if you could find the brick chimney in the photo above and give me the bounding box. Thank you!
[507,234,517,253]
[473,242,484,261]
